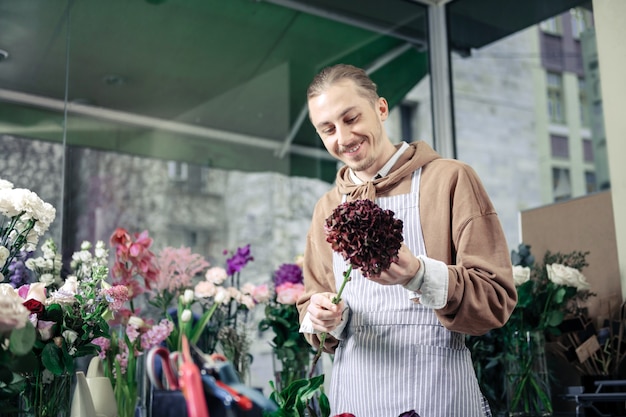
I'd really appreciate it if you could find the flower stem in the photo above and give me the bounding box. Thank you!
[309,264,352,378]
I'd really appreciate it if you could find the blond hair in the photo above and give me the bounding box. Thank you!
[307,64,379,105]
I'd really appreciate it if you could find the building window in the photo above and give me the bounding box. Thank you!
[570,8,591,39]
[168,161,188,181]
[399,101,417,142]
[547,72,565,124]
[578,78,590,127]
[550,135,569,158]
[585,171,597,194]
[583,139,594,163]
[540,16,562,35]
[552,167,571,202]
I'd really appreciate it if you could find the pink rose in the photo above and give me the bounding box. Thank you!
[276,282,305,305]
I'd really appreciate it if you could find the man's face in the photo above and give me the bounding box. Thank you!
[308,79,389,177]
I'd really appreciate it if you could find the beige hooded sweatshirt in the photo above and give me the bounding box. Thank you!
[297,141,517,352]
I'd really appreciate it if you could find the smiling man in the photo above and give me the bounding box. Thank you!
[297,64,517,417]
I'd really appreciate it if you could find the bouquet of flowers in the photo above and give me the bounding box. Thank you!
[8,240,118,417]
[259,260,314,391]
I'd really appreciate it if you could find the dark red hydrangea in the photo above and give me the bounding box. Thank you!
[398,411,421,417]
[324,199,403,278]
[273,263,303,286]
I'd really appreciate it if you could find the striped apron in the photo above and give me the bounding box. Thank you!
[329,168,491,417]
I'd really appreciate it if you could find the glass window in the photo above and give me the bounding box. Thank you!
[400,101,418,142]
[540,17,562,35]
[583,139,594,163]
[547,72,565,124]
[585,171,597,193]
[552,167,571,201]
[551,135,569,158]
[570,8,590,39]
[578,78,590,127]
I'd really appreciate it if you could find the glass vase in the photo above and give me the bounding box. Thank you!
[272,347,311,392]
[505,330,552,417]
[18,371,71,417]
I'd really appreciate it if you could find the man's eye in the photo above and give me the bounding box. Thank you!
[346,115,358,124]
[322,127,335,135]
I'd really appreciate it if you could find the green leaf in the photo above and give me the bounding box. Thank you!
[41,342,65,375]
[9,322,36,356]
[545,310,564,327]
[43,303,64,323]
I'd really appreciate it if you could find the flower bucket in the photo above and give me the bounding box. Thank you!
[505,330,552,417]
[18,371,72,417]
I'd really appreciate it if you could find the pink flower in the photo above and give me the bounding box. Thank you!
[276,282,305,305]
[92,337,110,360]
[102,284,130,311]
[251,283,271,303]
[140,319,174,350]
[205,267,228,285]
[18,282,47,303]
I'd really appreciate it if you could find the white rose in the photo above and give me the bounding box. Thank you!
[62,329,79,345]
[49,276,79,304]
[0,283,31,332]
[546,264,590,291]
[512,265,531,286]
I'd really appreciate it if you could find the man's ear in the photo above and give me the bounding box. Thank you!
[378,97,389,120]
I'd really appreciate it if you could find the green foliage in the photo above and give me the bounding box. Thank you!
[467,243,594,414]
[264,374,330,417]
[259,302,314,390]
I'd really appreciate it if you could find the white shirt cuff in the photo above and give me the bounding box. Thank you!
[404,256,448,309]
[299,306,350,341]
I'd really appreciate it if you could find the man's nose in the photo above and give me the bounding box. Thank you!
[336,125,352,145]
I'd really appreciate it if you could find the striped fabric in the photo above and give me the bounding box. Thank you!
[328,169,491,417]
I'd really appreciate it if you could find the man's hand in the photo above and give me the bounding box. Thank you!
[366,243,420,286]
[307,292,345,333]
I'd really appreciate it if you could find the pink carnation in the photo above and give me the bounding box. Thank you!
[252,283,271,303]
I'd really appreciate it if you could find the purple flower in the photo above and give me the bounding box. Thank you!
[324,199,403,277]
[225,244,254,276]
[274,263,303,287]
[8,251,33,288]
